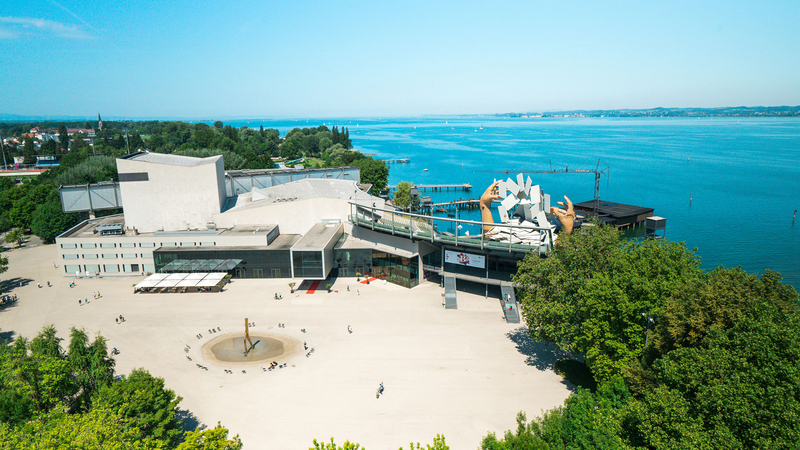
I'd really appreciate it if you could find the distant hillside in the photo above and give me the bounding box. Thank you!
[498,105,800,118]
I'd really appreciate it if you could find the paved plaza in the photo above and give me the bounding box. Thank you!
[0,242,572,449]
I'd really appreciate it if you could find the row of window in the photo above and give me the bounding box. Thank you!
[61,242,216,249]
[64,264,155,274]
[63,253,153,259]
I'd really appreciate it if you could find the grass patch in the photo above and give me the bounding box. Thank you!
[554,359,597,391]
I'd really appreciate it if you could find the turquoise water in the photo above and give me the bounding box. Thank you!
[228,117,800,289]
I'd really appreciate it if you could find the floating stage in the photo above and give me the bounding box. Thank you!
[574,200,655,229]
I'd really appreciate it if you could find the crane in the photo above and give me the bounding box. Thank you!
[472,159,610,215]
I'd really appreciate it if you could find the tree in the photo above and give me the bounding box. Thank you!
[177,422,243,450]
[93,368,183,446]
[514,227,702,382]
[394,181,413,210]
[310,438,364,450]
[214,121,223,129]
[31,192,80,243]
[68,327,115,412]
[5,228,23,247]
[58,124,69,151]
[636,302,800,449]
[652,267,798,355]
[0,405,160,449]
[352,157,389,195]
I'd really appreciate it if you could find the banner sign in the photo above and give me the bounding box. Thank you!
[444,250,485,269]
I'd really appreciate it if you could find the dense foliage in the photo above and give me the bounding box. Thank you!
[483,224,800,449]
[0,326,241,449]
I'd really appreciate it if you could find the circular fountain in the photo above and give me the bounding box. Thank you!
[202,332,302,366]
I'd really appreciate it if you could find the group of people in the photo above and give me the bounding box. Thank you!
[273,292,283,299]
[115,315,126,324]
[1,294,17,305]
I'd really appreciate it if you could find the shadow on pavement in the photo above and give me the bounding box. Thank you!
[176,408,204,432]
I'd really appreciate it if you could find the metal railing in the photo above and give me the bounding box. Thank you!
[348,201,554,254]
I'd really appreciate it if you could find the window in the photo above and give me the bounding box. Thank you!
[123,264,140,273]
[102,254,117,259]
[121,253,137,259]
[200,242,215,246]
[81,243,96,249]
[61,243,77,249]
[141,252,153,258]
[62,254,79,260]
[180,242,195,247]
[83,254,98,259]
[103,264,119,273]
[120,243,136,248]
[100,243,116,248]
[160,242,176,247]
[140,243,155,248]
[143,264,155,273]
[64,264,81,274]
[84,264,100,273]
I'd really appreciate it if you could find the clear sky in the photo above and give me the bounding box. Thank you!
[1,1,799,118]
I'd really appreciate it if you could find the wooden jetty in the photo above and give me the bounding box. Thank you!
[381,158,410,163]
[387,183,472,192]
[419,198,481,213]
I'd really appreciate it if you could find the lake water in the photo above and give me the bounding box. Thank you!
[228,117,800,289]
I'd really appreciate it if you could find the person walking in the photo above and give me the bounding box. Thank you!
[116,318,119,324]
[78,299,82,306]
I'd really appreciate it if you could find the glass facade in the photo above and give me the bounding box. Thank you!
[292,251,323,279]
[154,248,291,279]
[334,249,373,278]
[372,251,419,288]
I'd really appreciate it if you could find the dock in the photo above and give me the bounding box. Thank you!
[387,183,472,192]
[419,198,481,213]
[381,158,410,163]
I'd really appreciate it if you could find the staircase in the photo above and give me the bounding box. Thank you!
[444,276,457,309]
[500,283,520,323]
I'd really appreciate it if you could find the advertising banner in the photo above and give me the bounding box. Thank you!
[444,250,485,269]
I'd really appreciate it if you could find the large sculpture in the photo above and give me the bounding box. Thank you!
[478,176,575,246]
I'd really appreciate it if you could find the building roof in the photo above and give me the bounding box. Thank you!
[292,222,343,250]
[225,178,378,213]
[118,151,220,167]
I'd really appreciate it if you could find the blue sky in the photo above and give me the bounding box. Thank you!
[1,1,799,118]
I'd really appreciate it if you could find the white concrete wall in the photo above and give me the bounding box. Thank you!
[117,156,224,233]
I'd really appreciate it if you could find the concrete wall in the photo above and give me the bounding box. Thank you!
[117,156,225,233]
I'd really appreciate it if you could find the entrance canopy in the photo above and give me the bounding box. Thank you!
[134,272,227,289]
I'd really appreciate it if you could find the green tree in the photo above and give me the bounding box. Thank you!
[68,327,115,412]
[214,121,223,129]
[31,192,79,243]
[177,422,243,450]
[0,405,160,449]
[393,181,413,210]
[514,227,702,382]
[637,301,800,449]
[58,124,69,151]
[310,438,364,450]
[5,228,23,247]
[93,368,183,446]
[352,157,389,195]
[652,267,798,355]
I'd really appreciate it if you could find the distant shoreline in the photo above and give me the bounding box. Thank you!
[496,105,800,118]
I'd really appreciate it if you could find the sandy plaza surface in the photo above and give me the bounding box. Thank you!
[0,241,573,449]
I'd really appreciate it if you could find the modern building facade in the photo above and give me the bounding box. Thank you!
[56,151,435,289]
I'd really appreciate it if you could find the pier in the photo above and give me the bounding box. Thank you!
[387,183,472,192]
[381,158,410,163]
[419,198,481,213]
